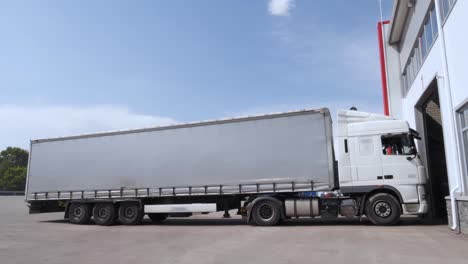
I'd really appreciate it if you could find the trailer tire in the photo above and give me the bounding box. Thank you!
[251,200,281,226]
[119,202,143,225]
[148,213,168,223]
[69,203,92,225]
[365,193,401,226]
[93,203,116,226]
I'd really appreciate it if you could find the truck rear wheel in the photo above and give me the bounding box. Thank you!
[148,213,168,223]
[365,193,401,226]
[69,203,92,225]
[93,203,116,226]
[119,202,143,225]
[251,200,281,226]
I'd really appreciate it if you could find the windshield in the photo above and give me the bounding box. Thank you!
[381,134,416,155]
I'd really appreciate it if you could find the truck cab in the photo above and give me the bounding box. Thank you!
[336,109,428,216]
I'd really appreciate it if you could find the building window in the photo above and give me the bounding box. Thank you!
[401,4,439,96]
[439,0,457,22]
[424,16,434,47]
[459,105,468,191]
[421,30,427,58]
[414,43,421,69]
[420,5,438,60]
[430,8,438,37]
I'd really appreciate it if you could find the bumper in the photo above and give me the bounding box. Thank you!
[402,203,428,215]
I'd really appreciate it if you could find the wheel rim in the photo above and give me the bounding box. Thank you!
[258,204,274,221]
[97,207,109,218]
[374,201,392,218]
[124,207,136,218]
[72,207,83,218]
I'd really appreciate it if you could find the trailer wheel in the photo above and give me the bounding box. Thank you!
[365,193,401,226]
[251,200,281,226]
[119,202,143,225]
[93,203,116,226]
[148,213,168,223]
[69,203,92,225]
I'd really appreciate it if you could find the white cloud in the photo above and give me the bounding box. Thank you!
[268,0,295,16]
[0,105,177,150]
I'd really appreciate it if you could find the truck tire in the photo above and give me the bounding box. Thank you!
[93,203,116,226]
[148,213,168,223]
[251,200,281,226]
[119,202,143,225]
[69,203,92,225]
[365,193,401,226]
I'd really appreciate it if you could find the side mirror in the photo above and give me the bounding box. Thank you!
[407,153,418,161]
[410,128,421,140]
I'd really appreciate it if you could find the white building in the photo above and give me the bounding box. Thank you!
[380,0,468,233]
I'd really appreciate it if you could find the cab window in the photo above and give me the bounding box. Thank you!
[381,134,415,155]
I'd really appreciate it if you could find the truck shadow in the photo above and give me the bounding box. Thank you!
[279,217,446,226]
[151,217,445,227]
[40,216,447,227]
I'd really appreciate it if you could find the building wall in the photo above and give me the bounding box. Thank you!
[383,24,403,119]
[401,39,441,125]
[444,0,468,110]
[398,0,432,71]
[385,0,468,233]
[443,0,468,195]
[386,0,467,196]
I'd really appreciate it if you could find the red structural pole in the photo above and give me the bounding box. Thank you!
[377,20,390,116]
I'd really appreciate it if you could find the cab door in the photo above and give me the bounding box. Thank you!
[350,135,384,186]
[380,134,419,187]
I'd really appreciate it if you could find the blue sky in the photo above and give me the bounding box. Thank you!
[0,0,394,149]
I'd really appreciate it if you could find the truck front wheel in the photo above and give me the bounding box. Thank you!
[93,203,116,226]
[69,203,92,225]
[119,202,143,225]
[365,193,401,226]
[251,200,281,226]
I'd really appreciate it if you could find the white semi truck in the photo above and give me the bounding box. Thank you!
[25,108,427,226]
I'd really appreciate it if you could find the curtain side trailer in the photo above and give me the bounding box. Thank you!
[25,108,427,226]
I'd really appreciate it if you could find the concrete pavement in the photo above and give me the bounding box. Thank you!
[1,196,468,264]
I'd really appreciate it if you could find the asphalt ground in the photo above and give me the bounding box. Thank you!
[1,196,468,264]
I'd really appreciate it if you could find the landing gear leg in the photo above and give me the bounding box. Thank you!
[223,210,231,218]
[222,199,231,218]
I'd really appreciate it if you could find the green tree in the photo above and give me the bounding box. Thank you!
[0,147,28,167]
[1,167,27,191]
[0,147,29,191]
